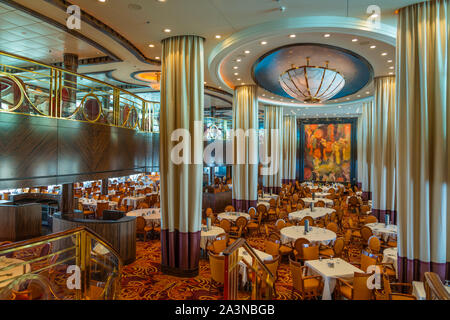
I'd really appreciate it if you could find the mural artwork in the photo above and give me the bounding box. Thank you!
[304,123,352,182]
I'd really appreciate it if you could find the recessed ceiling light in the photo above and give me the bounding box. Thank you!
[381,52,388,56]
[366,91,370,94]
[352,38,358,42]
[149,44,155,48]
[324,34,331,38]
[370,45,376,49]
[163,28,171,33]
[234,72,238,76]
[241,83,245,85]
[215,35,221,39]
[155,56,160,60]
[387,60,393,63]
[357,95,361,98]
[233,66,238,69]
[261,41,267,45]
[289,34,296,38]
[338,106,342,108]
[98,0,106,2]
[244,50,250,54]
[237,78,241,81]
[346,98,350,100]
[389,72,393,75]
[157,0,166,2]
[236,58,242,62]
[389,66,394,69]
[262,94,266,97]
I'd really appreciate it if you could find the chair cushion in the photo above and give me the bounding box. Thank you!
[279,245,293,254]
[339,285,352,299]
[319,248,334,256]
[304,278,320,291]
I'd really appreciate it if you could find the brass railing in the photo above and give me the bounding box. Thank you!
[424,272,450,300]
[223,238,274,300]
[0,227,123,300]
[0,51,160,132]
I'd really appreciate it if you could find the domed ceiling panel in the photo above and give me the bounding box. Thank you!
[252,43,373,101]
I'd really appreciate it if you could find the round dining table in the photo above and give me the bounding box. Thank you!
[217,212,251,222]
[79,198,118,210]
[366,223,397,242]
[280,226,336,246]
[288,207,335,221]
[302,197,334,207]
[200,226,225,250]
[312,192,331,198]
[127,208,161,225]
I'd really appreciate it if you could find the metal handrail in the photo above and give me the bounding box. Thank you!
[424,272,450,300]
[222,238,274,300]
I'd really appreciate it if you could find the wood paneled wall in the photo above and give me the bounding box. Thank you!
[0,113,160,189]
[0,204,42,241]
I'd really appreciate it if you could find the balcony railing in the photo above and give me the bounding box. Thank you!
[0,226,123,300]
[0,51,160,133]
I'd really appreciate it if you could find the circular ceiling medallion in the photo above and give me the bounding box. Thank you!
[132,71,161,90]
[252,43,373,101]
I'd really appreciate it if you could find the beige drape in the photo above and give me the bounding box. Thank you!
[282,115,297,184]
[263,105,283,194]
[396,0,449,282]
[232,85,258,212]
[371,76,397,223]
[357,101,373,200]
[160,35,204,276]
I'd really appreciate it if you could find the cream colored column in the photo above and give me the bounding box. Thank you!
[371,76,396,223]
[282,115,297,184]
[262,105,283,194]
[159,35,204,277]
[232,85,258,212]
[396,0,449,282]
[357,101,373,200]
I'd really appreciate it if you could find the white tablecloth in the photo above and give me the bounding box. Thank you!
[217,212,251,222]
[123,196,146,209]
[366,223,397,242]
[288,208,335,221]
[313,192,331,198]
[302,198,334,207]
[306,258,363,300]
[0,257,31,289]
[382,247,398,278]
[238,247,273,286]
[280,226,336,246]
[127,208,161,225]
[200,226,225,250]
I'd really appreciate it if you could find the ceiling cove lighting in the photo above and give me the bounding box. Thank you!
[279,58,345,103]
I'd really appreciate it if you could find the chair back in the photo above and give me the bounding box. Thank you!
[275,219,286,231]
[224,205,235,212]
[264,240,280,257]
[365,215,378,224]
[212,239,227,253]
[294,238,311,255]
[361,226,374,242]
[360,250,378,272]
[302,244,319,261]
[298,216,314,226]
[289,257,303,292]
[353,272,374,300]
[264,256,280,281]
[326,222,339,233]
[333,238,345,257]
[219,219,232,233]
[137,202,149,209]
[96,202,109,218]
[208,253,225,284]
[235,216,248,229]
[315,200,325,207]
[368,236,381,253]
[256,204,267,216]
[136,216,146,232]
[248,207,256,218]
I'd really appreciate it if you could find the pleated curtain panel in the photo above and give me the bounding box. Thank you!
[371,76,397,224]
[232,85,259,212]
[357,101,373,201]
[396,0,449,282]
[159,35,204,277]
[282,115,297,185]
[262,106,283,194]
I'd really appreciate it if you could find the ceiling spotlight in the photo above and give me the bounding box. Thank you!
[324,34,331,38]
[244,50,250,54]
[338,106,342,108]
[149,44,155,48]
[241,83,245,85]
[98,0,106,2]
[389,72,393,75]
[234,72,238,76]
[163,28,171,33]
[289,34,296,38]
[155,56,160,60]
[366,91,370,94]
[262,94,266,97]
[389,66,394,69]
[387,59,393,63]
[261,41,267,45]
[233,66,238,69]
[381,52,388,56]
[157,0,166,2]
[370,45,376,49]
[215,35,221,39]
[352,38,358,42]
[237,78,241,81]
[236,58,242,62]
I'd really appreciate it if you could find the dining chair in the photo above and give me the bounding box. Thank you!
[136,216,152,242]
[219,219,232,233]
[230,216,248,237]
[301,244,320,263]
[224,205,235,213]
[319,237,345,258]
[268,233,293,262]
[208,253,225,294]
[326,222,339,233]
[289,257,323,300]
[335,272,374,300]
[315,200,325,207]
[293,238,311,262]
[247,211,263,235]
[264,240,281,257]
[375,272,416,300]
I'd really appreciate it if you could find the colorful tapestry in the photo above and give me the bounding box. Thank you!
[304,123,352,182]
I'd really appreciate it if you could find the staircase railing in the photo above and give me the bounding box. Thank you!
[222,238,274,300]
[424,272,450,300]
[0,226,123,300]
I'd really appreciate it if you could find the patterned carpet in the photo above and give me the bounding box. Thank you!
[119,230,362,300]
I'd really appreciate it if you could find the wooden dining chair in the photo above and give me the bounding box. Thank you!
[268,233,293,262]
[293,238,311,262]
[326,222,339,233]
[224,205,235,212]
[136,216,152,242]
[289,257,323,300]
[208,253,225,294]
[375,272,416,300]
[315,200,325,207]
[264,240,281,257]
[219,219,232,233]
[319,237,345,258]
[298,216,314,227]
[335,272,374,300]
[247,211,263,235]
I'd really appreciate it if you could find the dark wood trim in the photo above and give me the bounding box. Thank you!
[297,118,358,184]
[161,264,199,278]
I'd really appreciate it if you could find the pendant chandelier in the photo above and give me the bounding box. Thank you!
[279,58,345,103]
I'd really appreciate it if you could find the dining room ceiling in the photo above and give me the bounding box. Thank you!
[3,0,424,114]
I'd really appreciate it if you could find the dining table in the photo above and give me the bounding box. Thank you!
[200,225,225,250]
[127,208,161,225]
[280,226,336,246]
[305,258,364,300]
[288,207,335,222]
[366,223,397,242]
[217,212,251,222]
[302,197,334,207]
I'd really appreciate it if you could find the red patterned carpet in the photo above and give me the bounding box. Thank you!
[119,233,362,300]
